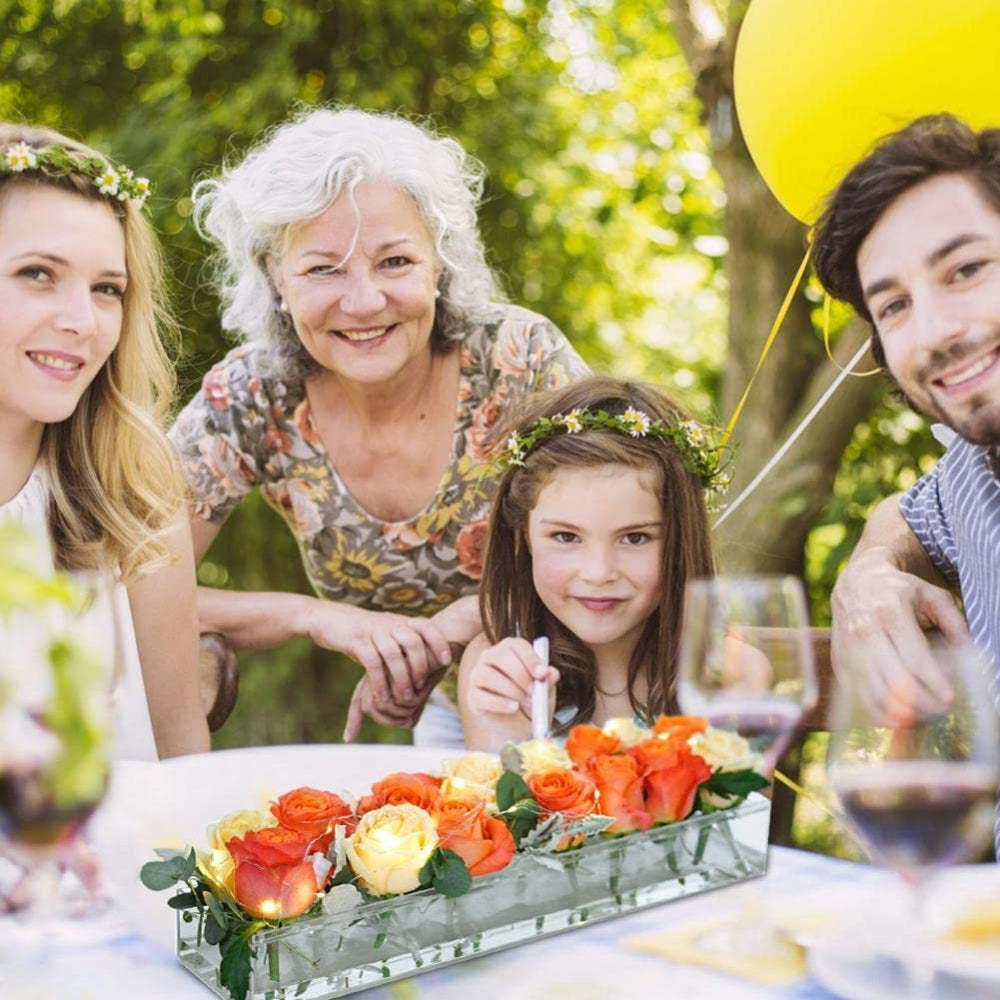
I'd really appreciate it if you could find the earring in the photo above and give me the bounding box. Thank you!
[434,289,441,299]
[279,299,289,313]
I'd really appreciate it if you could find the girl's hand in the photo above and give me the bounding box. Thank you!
[301,601,452,706]
[458,636,559,750]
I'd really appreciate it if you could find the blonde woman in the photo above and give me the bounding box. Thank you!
[0,124,209,758]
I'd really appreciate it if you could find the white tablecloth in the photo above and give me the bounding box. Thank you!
[0,744,973,1000]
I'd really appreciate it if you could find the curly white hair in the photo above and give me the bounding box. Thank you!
[192,106,498,376]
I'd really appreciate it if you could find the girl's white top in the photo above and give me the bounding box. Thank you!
[0,464,158,761]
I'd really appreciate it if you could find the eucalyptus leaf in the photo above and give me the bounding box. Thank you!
[140,849,196,891]
[429,849,472,898]
[167,891,199,910]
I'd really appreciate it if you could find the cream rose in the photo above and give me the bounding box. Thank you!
[518,738,573,778]
[440,752,503,810]
[688,727,762,773]
[346,804,438,897]
[601,717,651,749]
[198,809,278,894]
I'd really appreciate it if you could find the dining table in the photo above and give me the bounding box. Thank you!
[1,743,996,1000]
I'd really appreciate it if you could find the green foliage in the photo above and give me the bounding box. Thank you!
[495,771,540,844]
[806,389,940,624]
[699,768,769,798]
[140,846,197,891]
[418,847,473,898]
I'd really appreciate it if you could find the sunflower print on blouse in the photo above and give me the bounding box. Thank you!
[170,304,589,616]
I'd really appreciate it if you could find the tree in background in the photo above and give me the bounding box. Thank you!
[0,0,941,762]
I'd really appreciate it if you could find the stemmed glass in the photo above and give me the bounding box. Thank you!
[672,575,819,964]
[827,638,1000,995]
[0,523,112,949]
[676,575,819,777]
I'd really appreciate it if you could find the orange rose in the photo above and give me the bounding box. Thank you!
[270,787,356,852]
[526,768,597,820]
[233,858,318,920]
[566,725,622,768]
[434,799,516,876]
[643,745,712,823]
[628,737,689,774]
[588,754,653,835]
[227,825,312,868]
[651,715,707,741]
[357,772,443,815]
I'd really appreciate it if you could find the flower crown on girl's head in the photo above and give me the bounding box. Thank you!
[497,406,733,496]
[1,141,151,209]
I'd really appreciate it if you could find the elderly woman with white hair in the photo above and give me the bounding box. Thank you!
[170,107,588,744]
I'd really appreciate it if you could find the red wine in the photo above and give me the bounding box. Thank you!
[833,761,998,875]
[0,768,103,847]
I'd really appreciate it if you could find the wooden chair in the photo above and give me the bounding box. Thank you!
[198,632,240,732]
[769,626,834,845]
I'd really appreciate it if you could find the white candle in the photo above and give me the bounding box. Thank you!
[531,636,550,740]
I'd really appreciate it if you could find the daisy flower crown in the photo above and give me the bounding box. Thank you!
[1,141,151,209]
[498,407,732,495]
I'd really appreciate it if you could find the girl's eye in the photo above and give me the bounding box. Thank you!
[551,531,578,544]
[382,255,411,269]
[18,265,51,283]
[622,531,651,545]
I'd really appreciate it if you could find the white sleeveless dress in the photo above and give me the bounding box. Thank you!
[0,465,158,761]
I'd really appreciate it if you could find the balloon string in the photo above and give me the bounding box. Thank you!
[822,292,881,376]
[713,337,872,529]
[719,244,812,448]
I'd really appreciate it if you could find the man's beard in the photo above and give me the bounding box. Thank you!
[908,328,1000,446]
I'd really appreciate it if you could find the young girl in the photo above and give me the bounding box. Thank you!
[459,376,724,751]
[0,124,209,758]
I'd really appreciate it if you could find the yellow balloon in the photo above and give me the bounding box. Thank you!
[734,0,1000,224]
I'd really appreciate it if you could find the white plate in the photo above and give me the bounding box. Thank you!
[806,866,1000,999]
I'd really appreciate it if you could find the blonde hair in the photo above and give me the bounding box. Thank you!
[0,123,185,581]
[481,377,715,729]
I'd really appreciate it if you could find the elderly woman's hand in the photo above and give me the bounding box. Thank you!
[301,601,452,705]
[341,672,443,741]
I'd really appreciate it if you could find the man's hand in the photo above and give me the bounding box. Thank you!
[831,545,969,713]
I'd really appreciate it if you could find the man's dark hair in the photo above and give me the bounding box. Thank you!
[812,114,1000,366]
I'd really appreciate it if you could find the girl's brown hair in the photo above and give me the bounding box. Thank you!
[0,123,185,581]
[480,376,714,730]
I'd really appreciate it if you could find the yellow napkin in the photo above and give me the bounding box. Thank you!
[941,899,1000,949]
[626,909,806,986]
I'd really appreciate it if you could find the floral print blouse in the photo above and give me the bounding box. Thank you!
[170,304,589,616]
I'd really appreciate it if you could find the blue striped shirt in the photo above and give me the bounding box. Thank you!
[899,429,1000,855]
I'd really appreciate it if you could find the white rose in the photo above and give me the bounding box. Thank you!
[346,804,438,897]
[601,717,651,748]
[688,727,762,773]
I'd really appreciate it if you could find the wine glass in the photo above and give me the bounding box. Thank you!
[0,523,112,949]
[827,638,1000,995]
[676,575,819,777]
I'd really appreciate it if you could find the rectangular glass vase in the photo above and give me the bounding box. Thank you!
[177,794,770,999]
